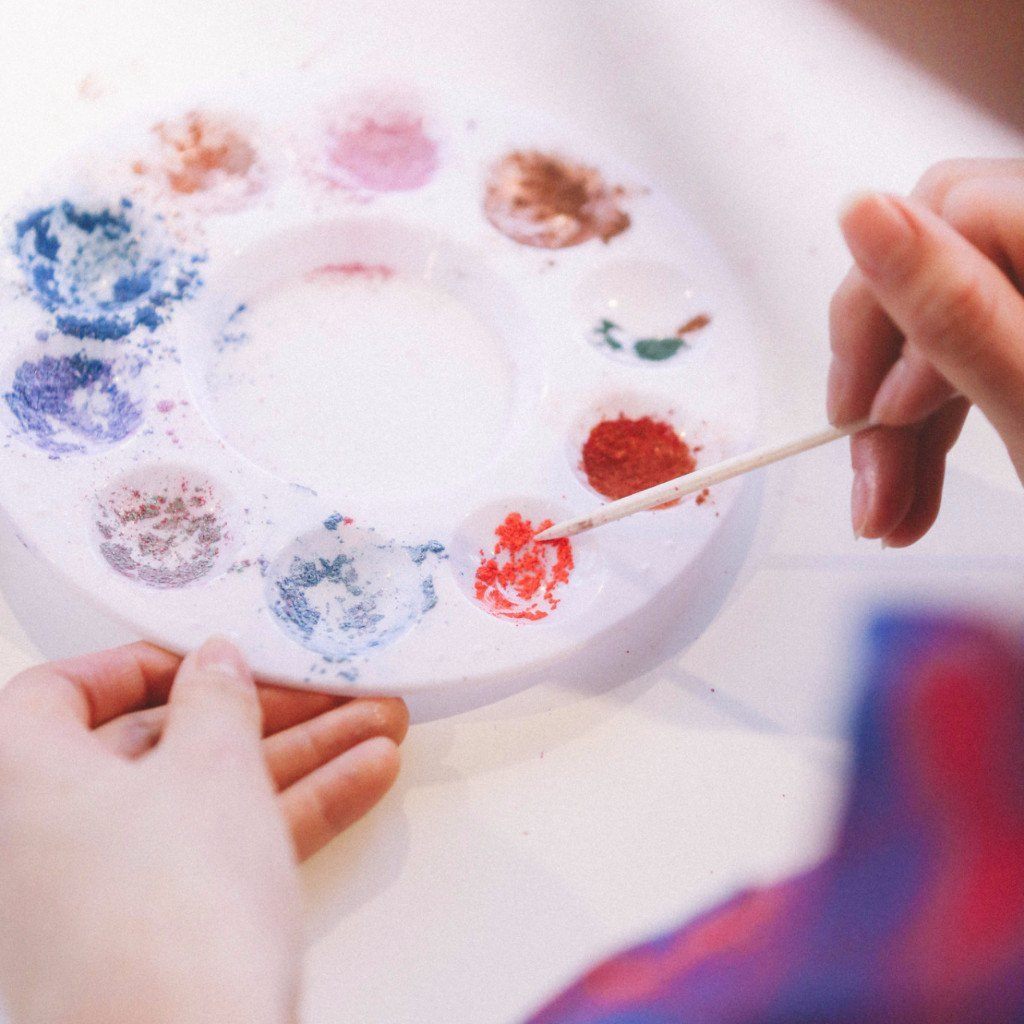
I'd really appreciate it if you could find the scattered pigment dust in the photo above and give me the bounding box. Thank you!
[4,352,143,455]
[13,198,203,340]
[484,151,631,249]
[267,516,445,661]
[134,111,262,201]
[592,312,711,363]
[474,512,574,621]
[321,108,438,192]
[582,416,697,501]
[96,477,228,588]
[215,302,248,351]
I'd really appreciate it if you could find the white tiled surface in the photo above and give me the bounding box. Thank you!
[0,2,1021,1022]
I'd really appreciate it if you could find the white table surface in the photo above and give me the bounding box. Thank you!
[0,2,1021,1021]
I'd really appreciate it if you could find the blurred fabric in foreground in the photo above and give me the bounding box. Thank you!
[527,611,1024,1024]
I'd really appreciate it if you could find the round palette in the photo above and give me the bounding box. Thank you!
[0,76,760,695]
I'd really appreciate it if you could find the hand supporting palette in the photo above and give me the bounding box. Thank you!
[0,80,761,696]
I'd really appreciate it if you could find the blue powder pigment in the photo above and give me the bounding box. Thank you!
[406,539,446,565]
[13,198,203,340]
[266,518,446,663]
[4,351,143,455]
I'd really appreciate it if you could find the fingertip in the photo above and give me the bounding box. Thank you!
[351,735,401,790]
[851,469,868,539]
[879,400,968,549]
[194,635,252,680]
[840,192,920,282]
[850,426,918,540]
[377,698,410,745]
[838,189,879,225]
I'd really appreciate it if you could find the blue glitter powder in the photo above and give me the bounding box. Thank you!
[266,520,446,662]
[13,198,203,340]
[406,539,446,565]
[4,352,143,455]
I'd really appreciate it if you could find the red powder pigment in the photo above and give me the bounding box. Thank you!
[474,512,574,621]
[582,416,697,501]
[135,111,258,196]
[484,151,631,249]
[325,113,438,192]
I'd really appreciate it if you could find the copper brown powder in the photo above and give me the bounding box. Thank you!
[484,150,631,249]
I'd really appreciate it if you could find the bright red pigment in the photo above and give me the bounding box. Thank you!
[474,512,574,621]
[582,416,697,501]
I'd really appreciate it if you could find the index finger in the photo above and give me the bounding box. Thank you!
[827,161,1024,427]
[1,642,182,730]
[828,263,905,425]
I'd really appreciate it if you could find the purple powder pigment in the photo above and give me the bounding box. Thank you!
[96,476,228,588]
[13,198,204,340]
[4,351,143,455]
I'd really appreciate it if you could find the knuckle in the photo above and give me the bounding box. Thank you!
[914,160,977,206]
[939,179,1000,239]
[912,270,998,356]
[308,780,343,834]
[940,179,986,223]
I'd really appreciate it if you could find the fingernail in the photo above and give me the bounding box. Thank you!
[839,192,916,281]
[196,635,248,678]
[851,470,869,539]
[869,357,914,425]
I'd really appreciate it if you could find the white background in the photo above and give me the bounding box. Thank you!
[0,2,1022,1021]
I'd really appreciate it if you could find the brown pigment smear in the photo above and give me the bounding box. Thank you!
[677,313,712,336]
[484,151,631,249]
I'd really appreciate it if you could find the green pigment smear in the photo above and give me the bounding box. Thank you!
[592,318,693,362]
[633,336,689,361]
[594,318,624,351]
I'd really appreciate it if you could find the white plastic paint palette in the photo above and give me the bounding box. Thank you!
[0,78,760,695]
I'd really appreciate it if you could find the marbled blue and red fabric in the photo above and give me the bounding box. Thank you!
[527,613,1024,1024]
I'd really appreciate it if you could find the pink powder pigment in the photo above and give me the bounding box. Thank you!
[323,112,438,192]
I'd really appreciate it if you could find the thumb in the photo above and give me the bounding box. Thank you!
[841,192,1024,466]
[162,636,263,762]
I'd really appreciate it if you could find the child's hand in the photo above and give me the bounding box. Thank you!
[0,638,407,1024]
[827,159,1024,545]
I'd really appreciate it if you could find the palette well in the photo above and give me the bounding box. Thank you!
[0,78,761,695]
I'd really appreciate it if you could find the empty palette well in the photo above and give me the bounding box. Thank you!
[198,219,517,500]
